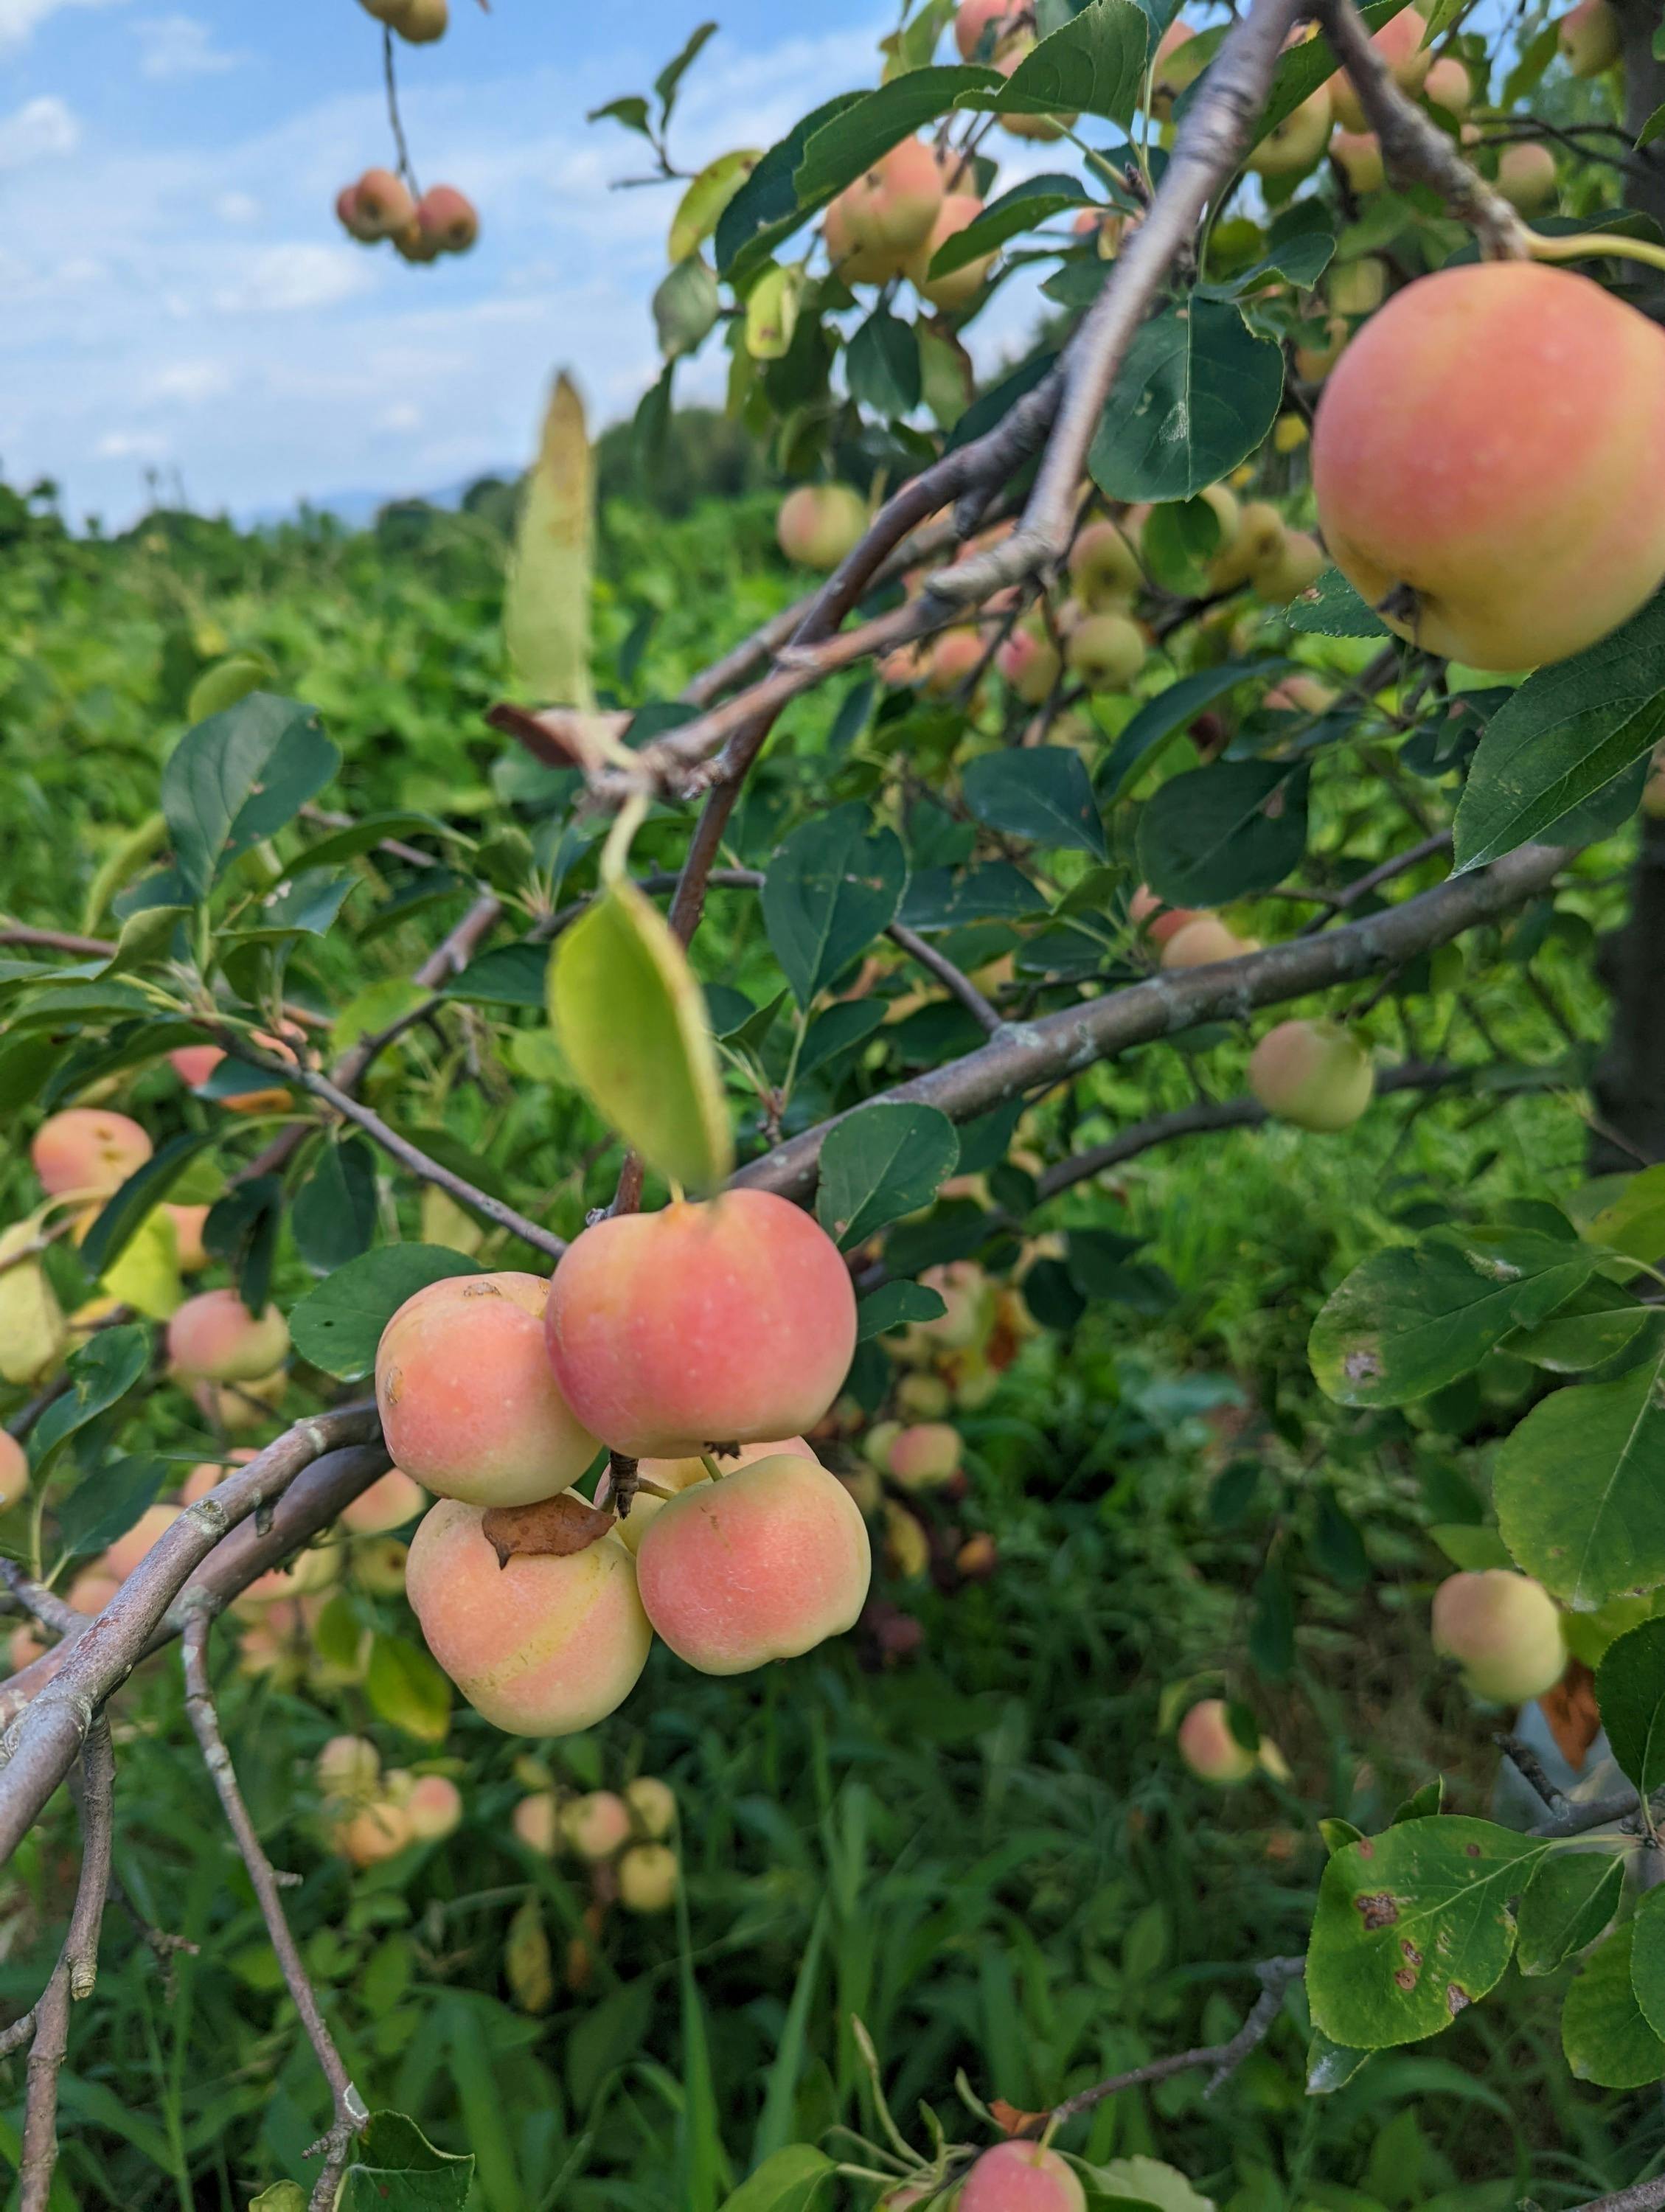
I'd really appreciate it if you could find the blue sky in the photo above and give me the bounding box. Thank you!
[2,0,1045,524]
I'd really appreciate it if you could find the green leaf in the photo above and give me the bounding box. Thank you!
[670,150,762,264]
[1429,1524,1514,1571]
[930,172,1085,274]
[717,2146,836,2212]
[1640,100,1665,149]
[654,255,721,361]
[226,867,358,949]
[1627,1883,1665,2045]
[1516,1851,1624,1978]
[654,18,715,119]
[1085,2157,1212,2212]
[30,1325,152,1470]
[1596,1618,1665,1798]
[1099,661,1271,801]
[505,372,595,710]
[816,1102,960,1249]
[1199,228,1336,298]
[1453,588,1665,872]
[900,861,1043,930]
[796,998,884,1081]
[291,1138,379,1275]
[793,68,998,208]
[366,1633,453,1744]
[588,94,652,136]
[1563,1924,1665,2087]
[1175,0,1411,144]
[57,1454,170,1560]
[1307,2029,1372,2093]
[337,2112,475,2211]
[1307,1817,1546,2048]
[289,1247,484,1382]
[976,0,1149,122]
[549,879,734,1194]
[250,2187,307,2212]
[437,942,549,1009]
[1494,1329,1665,1610]
[301,810,449,871]
[1285,566,1391,639]
[161,693,338,900]
[1506,1282,1655,1373]
[847,309,921,419]
[77,1130,221,1277]
[962,747,1108,859]
[715,94,866,284]
[1587,1164,1665,1263]
[855,1281,948,1342]
[1310,1231,1597,1408]
[1089,302,1285,502]
[1137,759,1307,905]
[762,804,907,1008]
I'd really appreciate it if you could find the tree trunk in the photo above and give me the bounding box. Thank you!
[1588,0,1665,1172]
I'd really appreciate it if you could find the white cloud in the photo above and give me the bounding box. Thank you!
[0,95,79,171]
[134,13,239,79]
[97,429,167,459]
[148,359,233,403]
[212,243,377,314]
[0,0,123,52]
[215,190,260,225]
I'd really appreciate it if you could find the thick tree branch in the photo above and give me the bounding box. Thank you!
[17,1717,114,2212]
[737,841,1571,1202]
[1313,0,1529,255]
[181,1615,366,2208]
[937,0,1311,605]
[0,1409,385,1867]
[1571,2180,1665,2212]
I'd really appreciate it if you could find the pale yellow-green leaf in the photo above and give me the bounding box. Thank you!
[505,371,595,709]
[745,264,804,361]
[97,1208,184,1321]
[249,2185,307,2212]
[547,881,733,1194]
[187,650,278,726]
[505,1895,555,2014]
[81,810,167,935]
[507,1029,570,1088]
[0,1222,67,1385]
[668,149,762,262]
[420,1187,488,1257]
[331,978,431,1056]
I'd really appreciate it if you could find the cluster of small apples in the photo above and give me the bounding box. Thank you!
[512,1775,680,1916]
[336,169,479,265]
[1,1096,293,1421]
[316,1733,462,1868]
[823,136,997,313]
[1431,1568,1566,1704]
[375,1190,869,1737]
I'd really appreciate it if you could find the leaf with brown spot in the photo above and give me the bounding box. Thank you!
[1308,1815,1547,2049]
[482,1492,616,1567]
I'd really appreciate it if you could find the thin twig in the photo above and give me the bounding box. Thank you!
[0,1562,82,1641]
[1498,1733,1569,1817]
[382,25,418,193]
[18,1718,114,2212]
[182,1614,366,2206]
[1044,1956,1306,2126]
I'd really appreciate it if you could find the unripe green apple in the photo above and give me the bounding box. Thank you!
[1559,0,1621,74]
[1431,1570,1566,1701]
[1424,56,1471,114]
[1332,129,1385,193]
[1209,500,1286,592]
[777,484,869,571]
[1066,610,1146,692]
[1069,518,1144,608]
[1330,256,1387,316]
[625,1775,676,1838]
[1248,1018,1374,1132]
[392,0,448,42]
[1495,141,1557,213]
[1248,86,1334,179]
[1254,529,1326,605]
[618,1841,679,1914]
